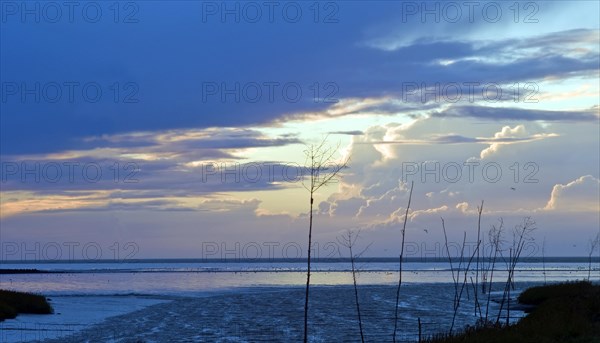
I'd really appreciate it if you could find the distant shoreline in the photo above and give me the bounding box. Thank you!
[1,256,598,264]
[0,269,50,274]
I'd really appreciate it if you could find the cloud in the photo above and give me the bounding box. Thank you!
[0,126,308,200]
[71,128,302,158]
[433,106,599,122]
[1,2,598,257]
[356,128,557,147]
[328,130,364,136]
[2,3,598,155]
[544,176,600,212]
[480,125,532,158]
[310,113,597,230]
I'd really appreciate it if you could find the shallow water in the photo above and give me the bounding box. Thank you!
[14,283,530,343]
[0,259,596,342]
[0,296,168,343]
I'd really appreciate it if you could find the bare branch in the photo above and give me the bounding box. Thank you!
[303,137,349,343]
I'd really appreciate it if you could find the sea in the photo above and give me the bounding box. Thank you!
[0,257,598,342]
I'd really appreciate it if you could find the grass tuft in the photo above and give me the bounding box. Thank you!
[423,281,600,343]
[0,289,53,321]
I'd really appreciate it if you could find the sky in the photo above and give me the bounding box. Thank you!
[0,1,599,259]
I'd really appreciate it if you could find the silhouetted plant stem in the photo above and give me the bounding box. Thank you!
[302,139,349,343]
[350,237,365,343]
[474,201,483,319]
[484,220,502,322]
[392,181,414,343]
[507,248,512,326]
[338,230,369,343]
[442,218,458,308]
[542,237,547,285]
[303,193,314,343]
[496,217,535,326]
[588,233,599,282]
[443,207,482,334]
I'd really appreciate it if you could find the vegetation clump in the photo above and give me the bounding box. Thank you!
[0,289,53,321]
[423,281,600,343]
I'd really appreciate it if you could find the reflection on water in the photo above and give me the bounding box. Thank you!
[1,260,595,296]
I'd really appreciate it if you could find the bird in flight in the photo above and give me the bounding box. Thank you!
[510,187,516,191]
